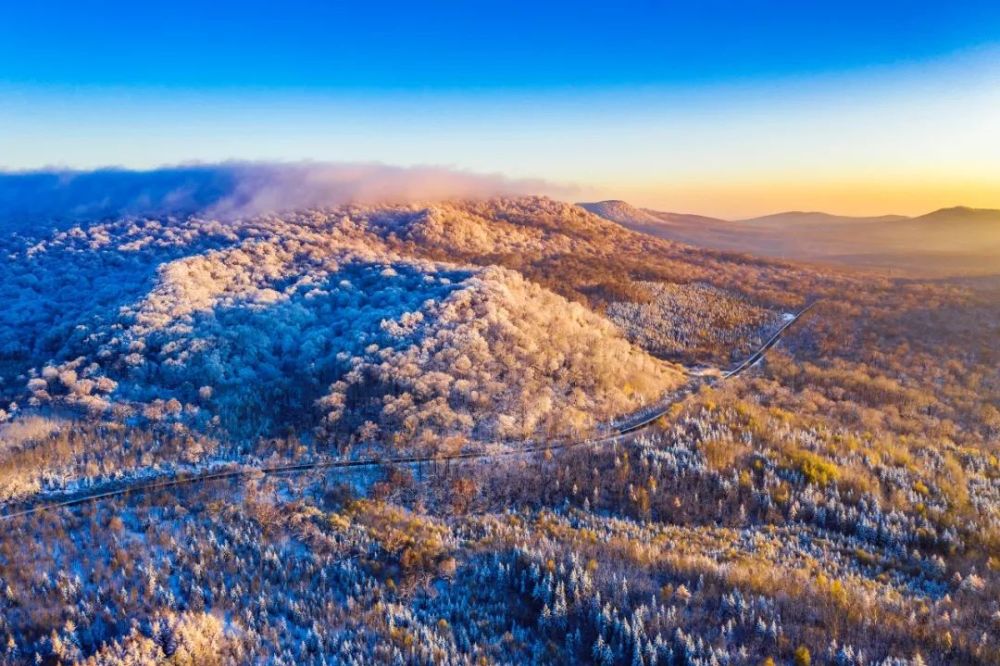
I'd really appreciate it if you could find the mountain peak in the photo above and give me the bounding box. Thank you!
[914,206,1000,224]
[577,200,667,226]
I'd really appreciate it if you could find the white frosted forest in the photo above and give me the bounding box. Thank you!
[1,194,997,666]
[1,199,689,459]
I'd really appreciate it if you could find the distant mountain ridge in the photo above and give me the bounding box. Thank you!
[579,200,1000,276]
[580,199,999,226]
[737,211,909,226]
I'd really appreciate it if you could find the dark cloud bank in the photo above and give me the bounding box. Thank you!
[0,162,571,231]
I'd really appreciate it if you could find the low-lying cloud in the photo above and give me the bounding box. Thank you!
[0,162,574,230]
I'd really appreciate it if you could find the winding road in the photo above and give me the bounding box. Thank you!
[0,301,818,522]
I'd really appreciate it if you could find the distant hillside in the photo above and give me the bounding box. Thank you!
[911,206,1000,226]
[580,200,1000,276]
[738,211,909,227]
[578,200,759,256]
[577,200,669,226]
[579,200,727,228]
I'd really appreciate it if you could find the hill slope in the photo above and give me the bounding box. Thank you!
[0,200,691,454]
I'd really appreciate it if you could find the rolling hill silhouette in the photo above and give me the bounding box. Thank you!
[580,200,1000,276]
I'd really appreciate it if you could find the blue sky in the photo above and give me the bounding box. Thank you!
[2,1,999,216]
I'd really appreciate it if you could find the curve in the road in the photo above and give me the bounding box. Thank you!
[0,301,818,522]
